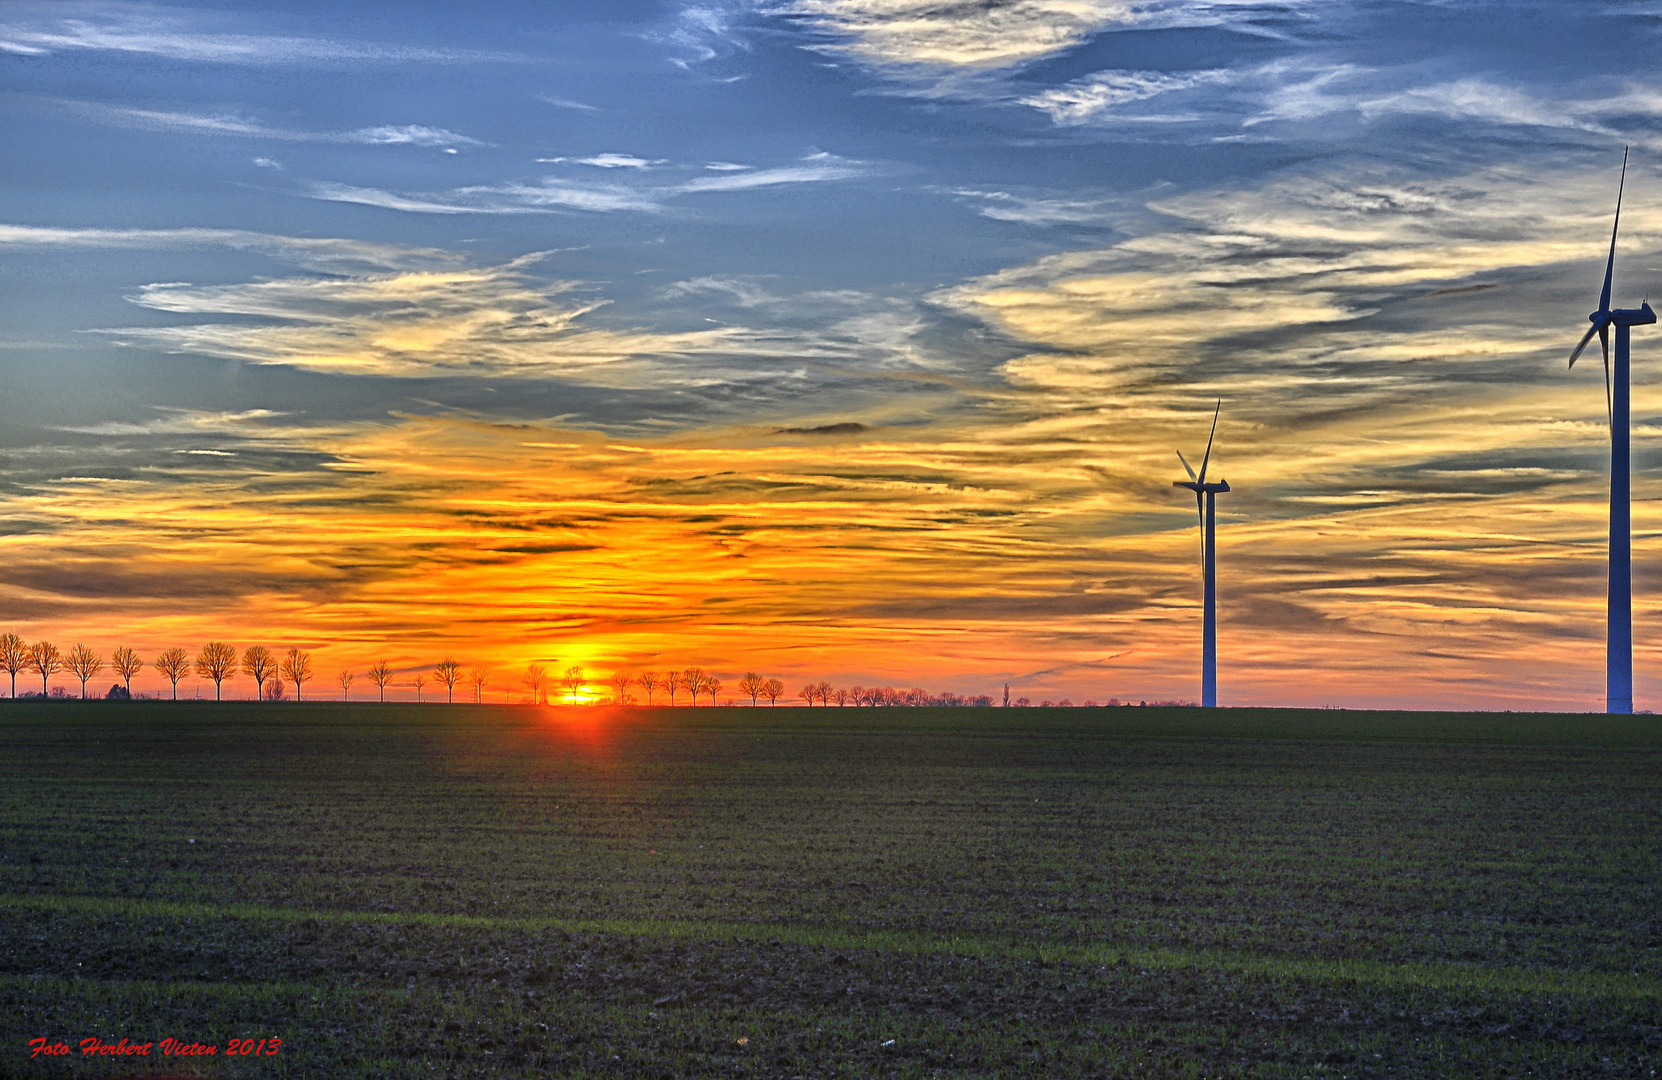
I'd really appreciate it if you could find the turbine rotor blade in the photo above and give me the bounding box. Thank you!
[1570,318,1604,367]
[1600,147,1628,316]
[1196,399,1221,486]
[1602,323,1612,426]
[1176,449,1197,481]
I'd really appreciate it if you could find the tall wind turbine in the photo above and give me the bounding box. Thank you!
[1569,148,1655,714]
[1174,402,1230,708]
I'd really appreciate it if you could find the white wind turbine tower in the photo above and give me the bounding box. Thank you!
[1173,401,1229,708]
[1568,148,1655,713]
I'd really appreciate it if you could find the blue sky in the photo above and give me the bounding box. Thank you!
[5,0,1662,707]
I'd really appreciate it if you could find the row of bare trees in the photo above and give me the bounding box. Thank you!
[796,683,995,707]
[1,635,990,707]
[520,665,739,706]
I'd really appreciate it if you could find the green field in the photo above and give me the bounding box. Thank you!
[2,702,1659,1078]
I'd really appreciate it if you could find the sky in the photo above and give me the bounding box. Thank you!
[4,0,1662,708]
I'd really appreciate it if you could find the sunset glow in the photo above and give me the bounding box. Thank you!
[5,2,1662,708]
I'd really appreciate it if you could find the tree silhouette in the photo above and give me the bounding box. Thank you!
[65,643,103,699]
[412,673,426,702]
[241,645,276,700]
[280,647,312,700]
[664,670,679,706]
[154,648,190,700]
[639,671,660,705]
[470,665,488,703]
[0,633,27,697]
[338,670,354,701]
[366,660,393,702]
[833,687,850,707]
[27,641,63,696]
[739,671,765,705]
[195,642,236,700]
[609,670,632,705]
[815,680,834,706]
[762,678,784,705]
[435,658,463,703]
[701,675,721,705]
[561,665,585,704]
[679,668,704,706]
[523,663,547,705]
[111,647,142,695]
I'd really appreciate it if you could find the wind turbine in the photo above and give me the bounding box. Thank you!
[1174,401,1230,708]
[1569,147,1655,714]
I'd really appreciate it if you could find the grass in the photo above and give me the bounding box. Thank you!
[1,701,1659,1077]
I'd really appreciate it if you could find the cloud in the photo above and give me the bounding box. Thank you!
[252,157,282,170]
[1019,69,1235,125]
[677,152,868,191]
[303,179,662,215]
[537,94,599,111]
[948,188,1120,226]
[0,9,514,64]
[297,153,870,215]
[536,154,666,169]
[0,223,462,272]
[772,0,1141,70]
[66,103,483,147]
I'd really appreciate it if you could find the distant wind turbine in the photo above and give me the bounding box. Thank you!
[1568,147,1655,714]
[1173,401,1230,708]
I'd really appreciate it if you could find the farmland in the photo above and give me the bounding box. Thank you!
[1,702,1659,1077]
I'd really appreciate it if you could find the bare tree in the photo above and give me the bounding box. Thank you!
[523,663,548,704]
[65,643,103,699]
[701,675,721,705]
[762,678,784,705]
[816,681,834,706]
[154,647,190,700]
[561,665,585,704]
[833,687,850,707]
[470,665,488,703]
[739,671,765,705]
[111,646,143,695]
[639,671,660,705]
[280,647,312,700]
[0,633,28,697]
[679,668,704,706]
[366,660,393,702]
[241,645,277,700]
[850,685,866,707]
[435,658,463,703]
[195,641,237,700]
[338,669,354,701]
[412,673,426,702]
[798,684,815,707]
[609,670,632,705]
[27,641,63,696]
[664,670,679,706]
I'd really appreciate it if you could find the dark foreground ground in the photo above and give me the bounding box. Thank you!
[1,702,1659,1078]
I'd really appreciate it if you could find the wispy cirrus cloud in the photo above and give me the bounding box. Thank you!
[0,7,514,64]
[536,153,666,169]
[1019,68,1237,125]
[767,0,1330,73]
[0,223,463,271]
[298,153,871,215]
[773,0,1140,70]
[66,103,483,147]
[90,247,968,386]
[676,152,868,191]
[303,179,665,216]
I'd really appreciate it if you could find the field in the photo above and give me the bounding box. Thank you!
[2,702,1659,1078]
